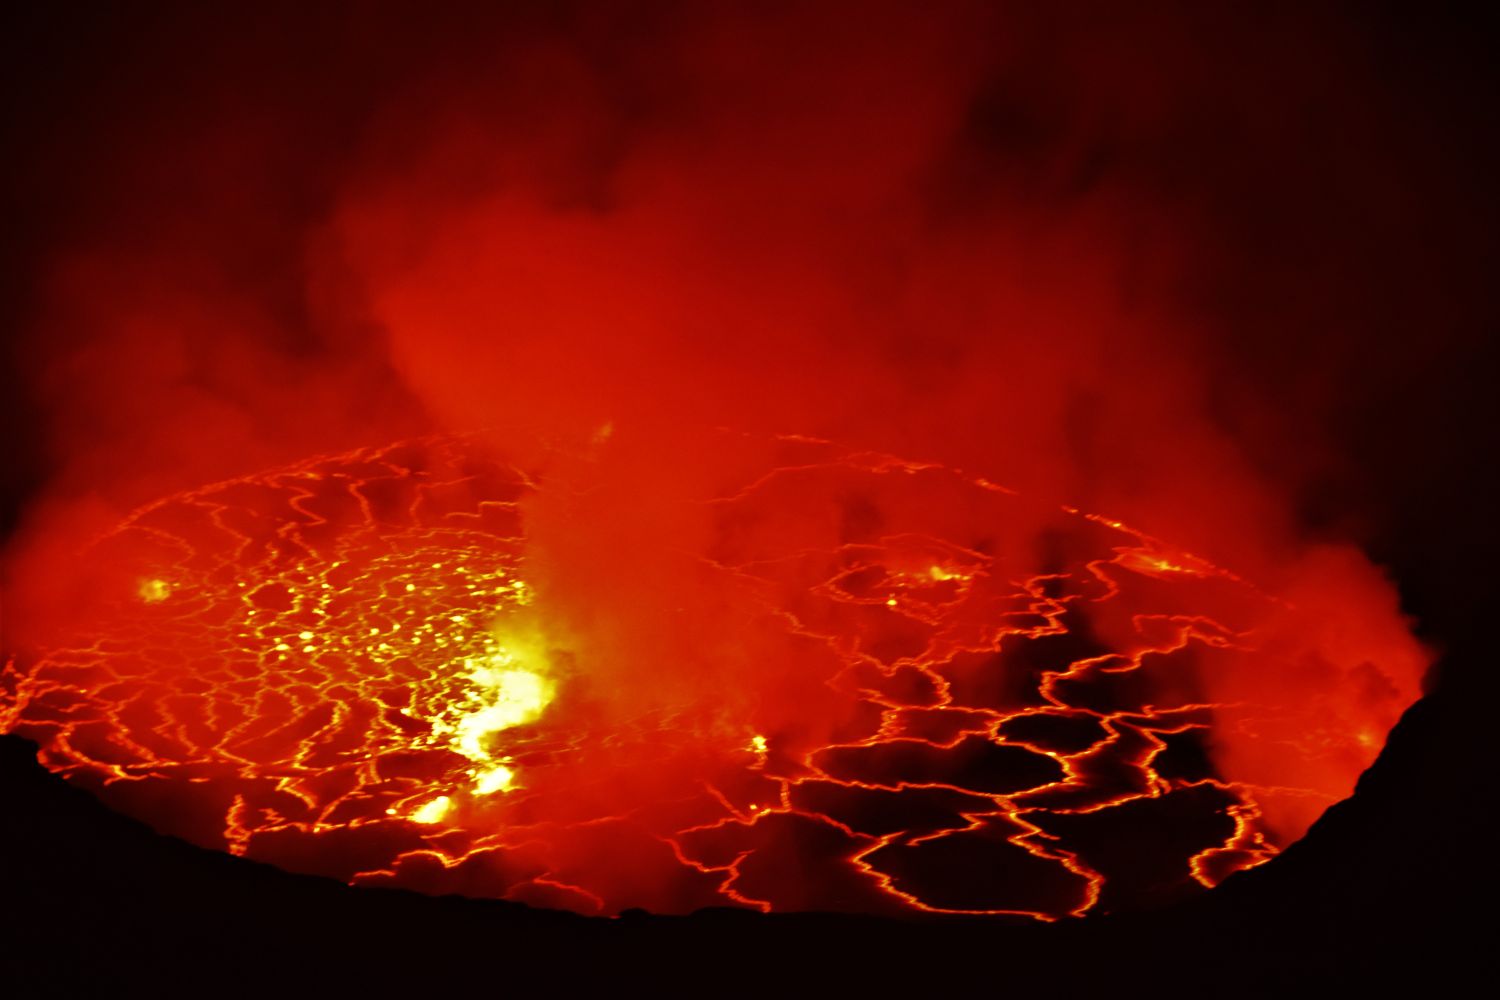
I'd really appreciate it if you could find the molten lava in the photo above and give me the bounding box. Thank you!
[0,432,1423,918]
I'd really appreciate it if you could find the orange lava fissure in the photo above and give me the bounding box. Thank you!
[0,433,1407,918]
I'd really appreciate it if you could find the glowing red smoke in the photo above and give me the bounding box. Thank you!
[0,1,1455,919]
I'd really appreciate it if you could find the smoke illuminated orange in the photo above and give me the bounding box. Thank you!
[0,431,1424,917]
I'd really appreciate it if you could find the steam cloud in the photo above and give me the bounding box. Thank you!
[4,1,1463,881]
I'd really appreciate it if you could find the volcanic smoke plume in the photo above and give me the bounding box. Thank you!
[0,1,1457,919]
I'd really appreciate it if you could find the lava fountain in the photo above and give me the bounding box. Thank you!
[0,430,1426,917]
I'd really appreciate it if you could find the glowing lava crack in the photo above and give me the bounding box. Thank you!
[0,434,1422,918]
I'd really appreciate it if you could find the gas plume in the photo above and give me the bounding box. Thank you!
[2,1,1459,916]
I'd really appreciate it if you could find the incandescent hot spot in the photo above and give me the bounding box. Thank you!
[0,432,1427,918]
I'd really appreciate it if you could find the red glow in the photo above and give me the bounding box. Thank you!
[1,2,1459,934]
[0,432,1425,917]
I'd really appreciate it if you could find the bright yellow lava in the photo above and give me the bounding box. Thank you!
[450,663,553,758]
[472,764,516,795]
[138,578,172,603]
[411,796,453,824]
[427,630,556,796]
[748,733,770,768]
